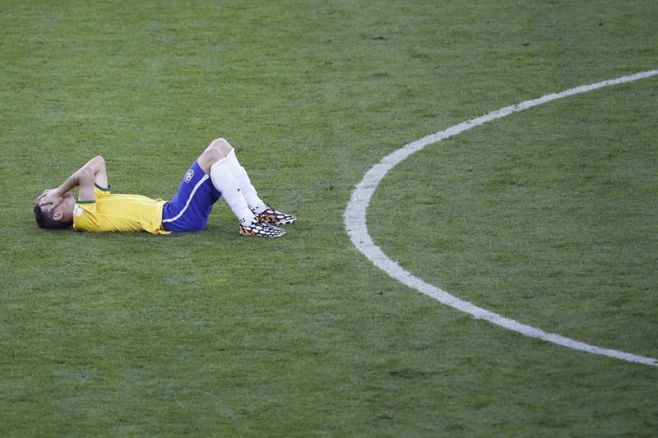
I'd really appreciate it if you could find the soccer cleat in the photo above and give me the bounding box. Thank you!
[256,206,297,225]
[239,218,286,238]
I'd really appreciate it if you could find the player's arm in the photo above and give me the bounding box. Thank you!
[77,155,108,201]
[37,155,108,206]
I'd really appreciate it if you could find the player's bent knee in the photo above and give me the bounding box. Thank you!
[208,138,234,157]
[198,138,235,173]
[198,148,222,174]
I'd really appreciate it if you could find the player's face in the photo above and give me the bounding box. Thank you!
[47,192,76,222]
[56,193,76,221]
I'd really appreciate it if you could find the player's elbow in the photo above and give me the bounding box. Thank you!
[83,156,105,176]
[77,165,95,183]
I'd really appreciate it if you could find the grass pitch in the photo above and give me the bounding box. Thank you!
[1,0,657,436]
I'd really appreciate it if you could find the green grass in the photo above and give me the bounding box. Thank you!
[1,0,657,436]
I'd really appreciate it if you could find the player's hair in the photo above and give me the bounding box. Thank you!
[33,204,72,230]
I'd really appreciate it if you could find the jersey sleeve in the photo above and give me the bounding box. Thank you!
[95,184,111,198]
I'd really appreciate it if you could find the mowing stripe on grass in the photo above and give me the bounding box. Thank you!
[345,70,658,367]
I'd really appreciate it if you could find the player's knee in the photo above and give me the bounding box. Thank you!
[207,137,234,157]
[199,138,234,173]
[198,148,221,173]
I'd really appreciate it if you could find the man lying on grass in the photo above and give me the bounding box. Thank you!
[34,138,296,237]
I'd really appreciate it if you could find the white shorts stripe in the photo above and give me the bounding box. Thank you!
[162,174,210,223]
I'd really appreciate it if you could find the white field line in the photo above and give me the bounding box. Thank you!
[344,70,658,367]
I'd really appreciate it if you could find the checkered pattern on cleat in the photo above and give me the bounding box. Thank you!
[257,206,296,225]
[239,219,286,238]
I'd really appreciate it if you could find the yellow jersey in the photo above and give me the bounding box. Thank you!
[72,186,170,234]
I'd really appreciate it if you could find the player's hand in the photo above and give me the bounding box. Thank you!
[36,189,63,208]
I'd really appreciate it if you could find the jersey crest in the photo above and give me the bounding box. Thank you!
[184,168,195,183]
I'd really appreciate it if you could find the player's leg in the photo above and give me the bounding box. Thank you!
[200,140,286,237]
[203,139,267,214]
[205,138,296,225]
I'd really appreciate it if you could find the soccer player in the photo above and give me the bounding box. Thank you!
[34,138,296,237]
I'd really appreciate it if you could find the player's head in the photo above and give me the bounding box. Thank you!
[33,193,75,230]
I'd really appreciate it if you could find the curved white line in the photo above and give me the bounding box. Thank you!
[344,70,658,367]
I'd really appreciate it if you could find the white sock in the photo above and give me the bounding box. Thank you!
[209,158,256,226]
[225,150,268,214]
